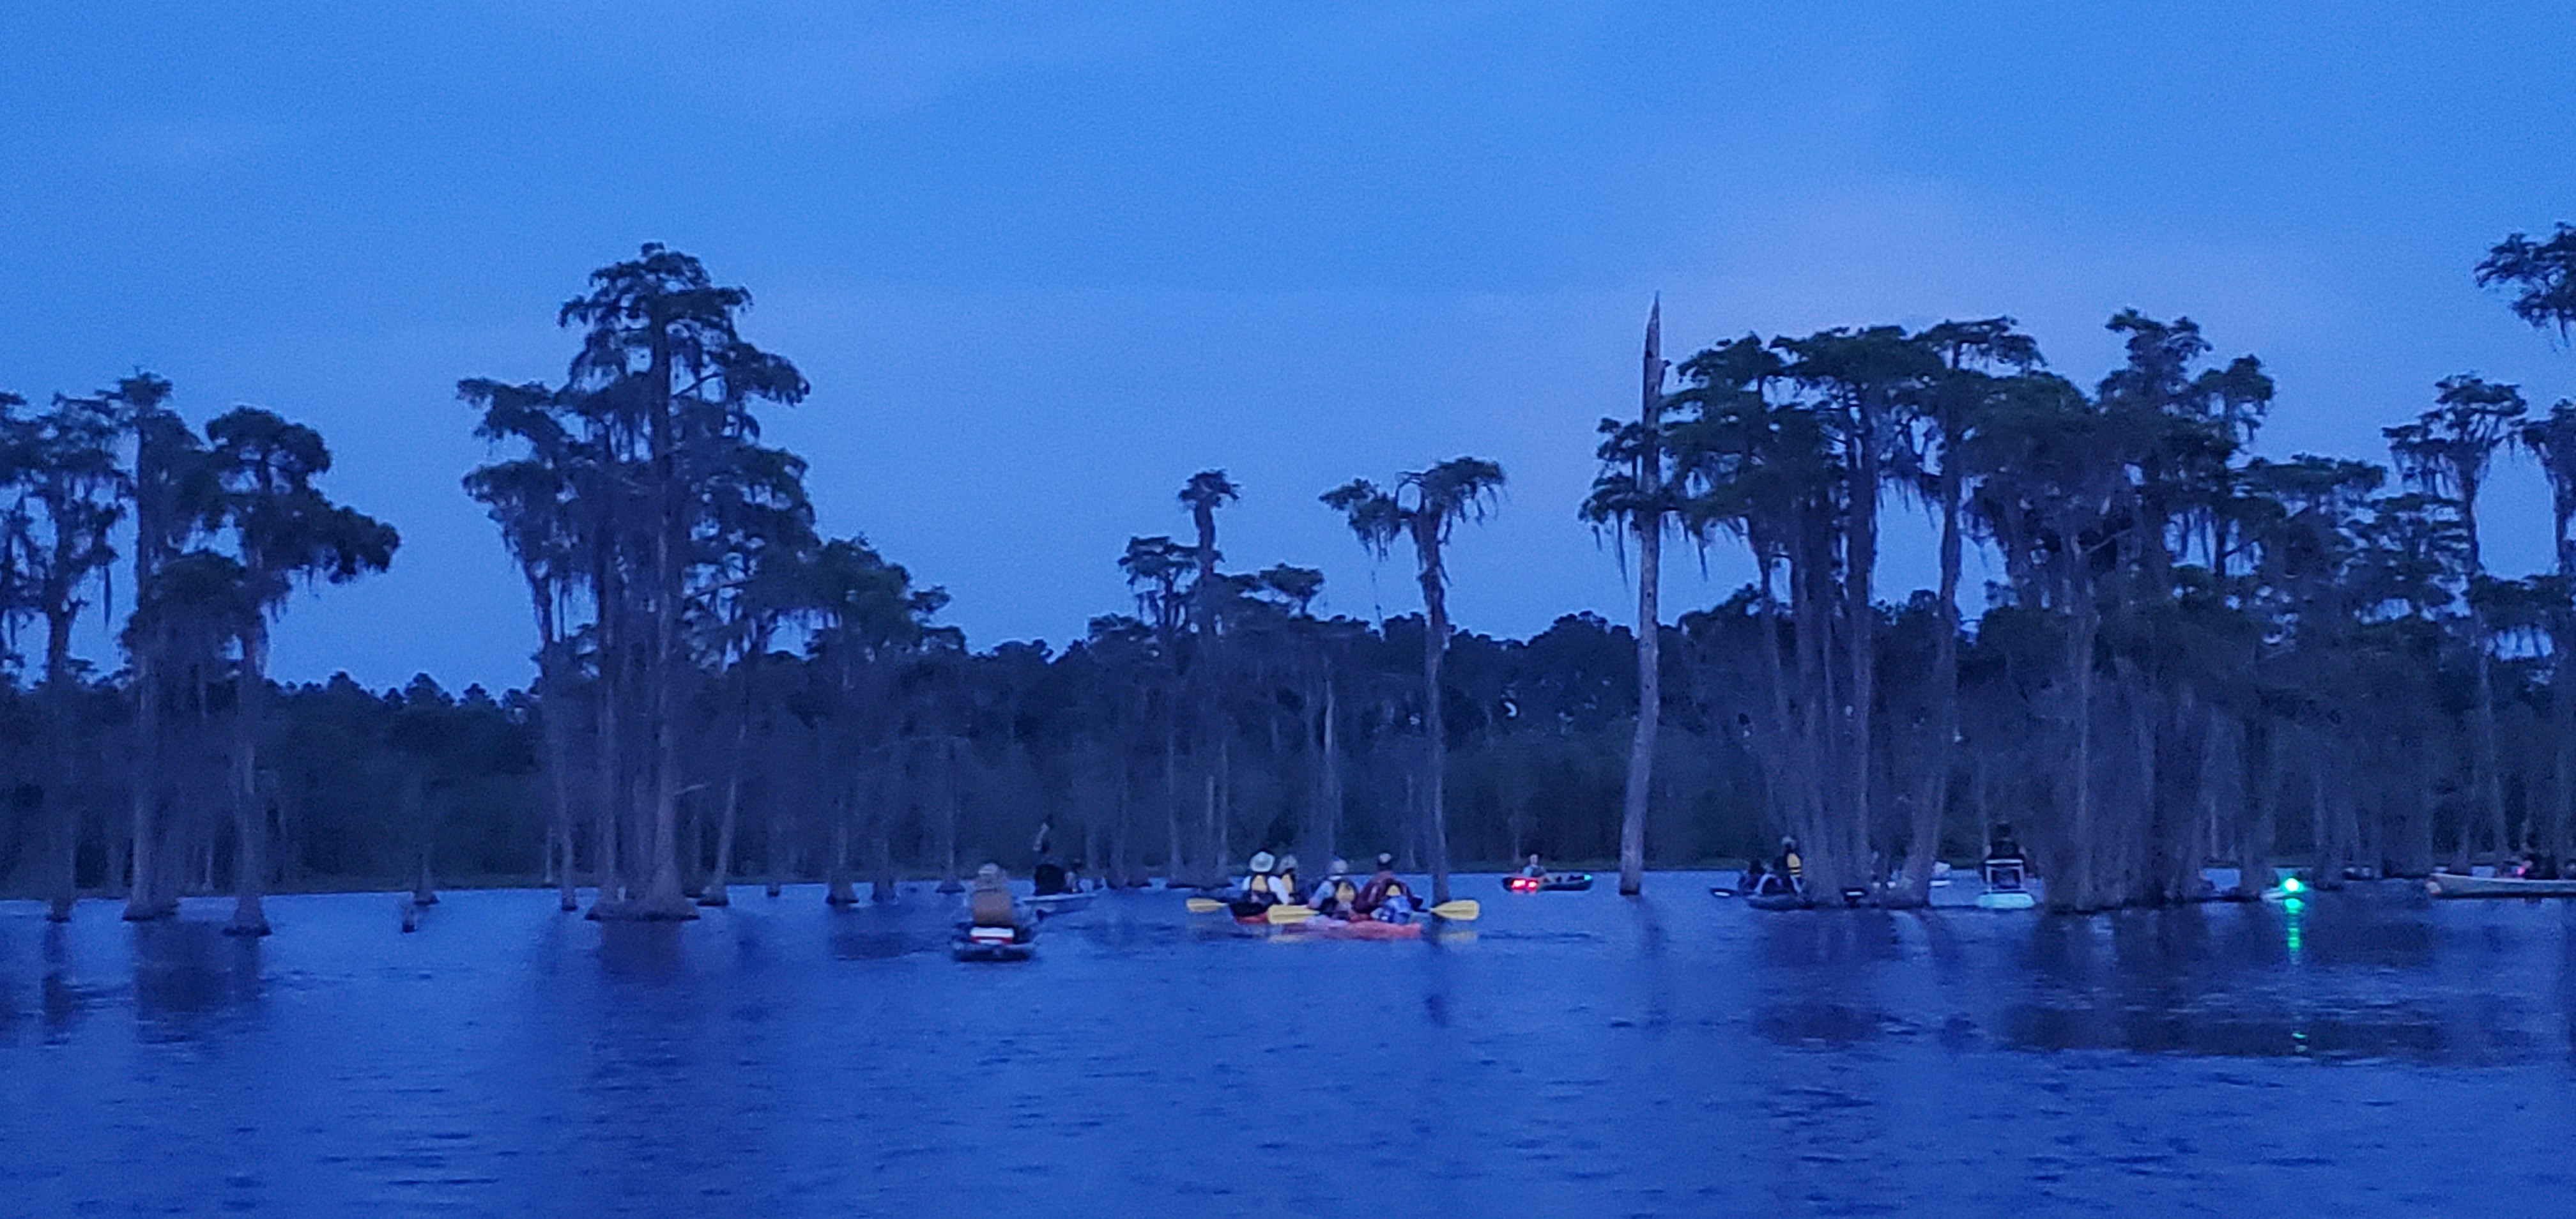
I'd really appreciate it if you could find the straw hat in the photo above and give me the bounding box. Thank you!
[1248,851,1277,873]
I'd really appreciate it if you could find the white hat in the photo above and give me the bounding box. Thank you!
[1329,858,1350,875]
[1278,855,1299,872]
[1248,851,1276,873]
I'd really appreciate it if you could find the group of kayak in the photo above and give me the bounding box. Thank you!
[1187,850,1485,939]
[1226,852,1422,924]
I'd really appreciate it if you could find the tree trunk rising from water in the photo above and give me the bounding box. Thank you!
[1619,301,1666,897]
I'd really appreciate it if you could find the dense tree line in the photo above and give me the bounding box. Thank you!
[2,230,2572,921]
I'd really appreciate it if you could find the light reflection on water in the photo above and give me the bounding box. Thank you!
[1,877,2572,1216]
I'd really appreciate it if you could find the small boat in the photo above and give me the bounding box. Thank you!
[1025,891,1094,916]
[1278,916,1424,940]
[1503,871,1593,893]
[2424,871,2576,898]
[952,923,1036,962]
[1975,857,2036,910]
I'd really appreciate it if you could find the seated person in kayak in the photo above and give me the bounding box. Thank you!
[1356,854,1418,921]
[1982,823,2028,890]
[1274,854,1302,905]
[1310,859,1360,917]
[1985,822,2024,865]
[1521,854,1547,879]
[1031,857,1073,896]
[967,863,1022,929]
[1232,852,1287,916]
[1764,836,1804,895]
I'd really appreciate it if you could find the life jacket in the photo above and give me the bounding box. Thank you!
[1275,870,1299,901]
[1321,878,1358,907]
[969,887,1015,927]
[1246,873,1276,900]
[1783,851,1803,878]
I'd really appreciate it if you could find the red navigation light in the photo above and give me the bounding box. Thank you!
[1507,876,1540,892]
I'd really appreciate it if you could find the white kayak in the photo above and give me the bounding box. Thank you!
[2424,872,2576,898]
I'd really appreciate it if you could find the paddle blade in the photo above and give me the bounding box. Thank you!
[1184,898,1226,914]
[1427,899,1480,921]
[1264,905,1318,924]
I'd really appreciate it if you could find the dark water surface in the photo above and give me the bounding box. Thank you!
[3,876,2573,1217]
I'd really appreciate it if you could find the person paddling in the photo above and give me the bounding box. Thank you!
[1239,851,1284,907]
[1983,823,2027,891]
[967,864,1022,930]
[1311,859,1360,917]
[1356,853,1417,921]
[1774,837,1805,896]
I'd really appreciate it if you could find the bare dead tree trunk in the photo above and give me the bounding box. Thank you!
[1619,300,1664,897]
[123,647,171,922]
[825,788,857,907]
[226,622,273,937]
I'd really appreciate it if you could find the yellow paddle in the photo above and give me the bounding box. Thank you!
[1183,898,1320,923]
[1185,896,1477,921]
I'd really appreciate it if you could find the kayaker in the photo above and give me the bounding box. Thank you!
[1311,859,1360,916]
[1275,854,1302,904]
[967,863,1019,929]
[1241,851,1284,907]
[1775,837,1804,891]
[1520,854,1547,879]
[1031,857,1071,896]
[1356,853,1416,921]
[1986,822,2023,865]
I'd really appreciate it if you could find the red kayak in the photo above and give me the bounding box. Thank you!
[1279,917,1423,940]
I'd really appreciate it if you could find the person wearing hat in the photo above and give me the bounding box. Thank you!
[1240,851,1284,907]
[1273,854,1302,905]
[1311,859,1360,917]
[1355,853,1416,921]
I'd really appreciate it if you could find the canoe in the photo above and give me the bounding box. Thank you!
[1278,917,1423,940]
[1503,872,1593,893]
[2424,872,2576,898]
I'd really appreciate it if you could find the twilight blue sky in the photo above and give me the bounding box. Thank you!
[3,2,2572,691]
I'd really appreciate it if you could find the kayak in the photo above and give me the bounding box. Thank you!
[952,924,1036,962]
[2424,872,2576,898]
[1975,890,2036,910]
[1026,891,1094,916]
[1279,917,1423,940]
[1503,872,1593,893]
[1744,891,1809,912]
